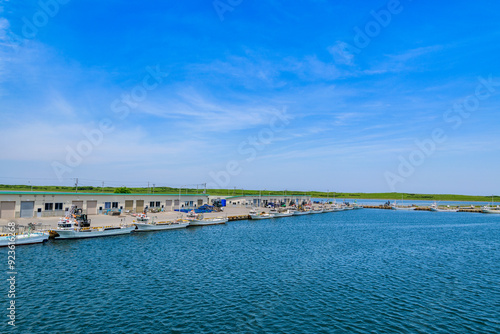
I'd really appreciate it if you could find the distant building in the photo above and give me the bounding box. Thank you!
[0,191,208,219]
[209,195,311,208]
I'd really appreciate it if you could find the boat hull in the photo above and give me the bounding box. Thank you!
[292,211,311,215]
[55,226,135,239]
[134,222,189,231]
[273,213,294,217]
[0,233,49,247]
[189,218,228,226]
[249,215,274,220]
[430,208,458,212]
[482,209,500,214]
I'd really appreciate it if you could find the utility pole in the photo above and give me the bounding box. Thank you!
[179,186,181,212]
[148,182,150,194]
[75,178,78,193]
[102,182,104,192]
[153,184,155,194]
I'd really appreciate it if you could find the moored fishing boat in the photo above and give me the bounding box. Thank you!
[393,206,416,211]
[391,196,415,210]
[352,202,364,209]
[54,207,135,239]
[134,218,189,231]
[186,211,228,225]
[429,202,458,212]
[0,230,49,247]
[482,196,500,213]
[188,217,228,226]
[249,208,275,220]
[273,210,294,217]
[391,202,416,210]
[482,206,500,214]
[292,210,311,215]
[55,218,135,239]
[341,204,353,210]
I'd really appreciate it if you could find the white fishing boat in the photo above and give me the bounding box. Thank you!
[352,202,364,209]
[273,210,294,217]
[250,214,274,220]
[482,206,500,214]
[292,210,311,216]
[54,207,135,239]
[0,231,49,247]
[269,208,279,215]
[429,203,459,212]
[328,204,345,212]
[55,218,135,239]
[188,217,228,226]
[391,196,415,210]
[394,206,416,211]
[482,196,500,213]
[185,211,228,225]
[310,209,323,214]
[391,202,416,211]
[249,208,275,220]
[134,218,189,231]
[341,204,353,210]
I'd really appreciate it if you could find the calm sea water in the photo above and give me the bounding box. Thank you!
[2,210,500,333]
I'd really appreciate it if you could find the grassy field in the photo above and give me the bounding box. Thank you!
[0,184,496,202]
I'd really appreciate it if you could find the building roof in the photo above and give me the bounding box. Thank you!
[0,191,207,196]
[225,194,309,199]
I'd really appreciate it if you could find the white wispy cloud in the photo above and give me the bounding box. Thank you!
[134,86,292,133]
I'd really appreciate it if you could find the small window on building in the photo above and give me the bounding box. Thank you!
[105,202,111,209]
[55,203,63,210]
[150,201,155,208]
[155,201,160,207]
[44,203,53,211]
[112,202,119,208]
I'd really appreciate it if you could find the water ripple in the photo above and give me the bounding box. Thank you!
[1,210,499,333]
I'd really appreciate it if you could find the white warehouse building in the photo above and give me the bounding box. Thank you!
[0,191,209,219]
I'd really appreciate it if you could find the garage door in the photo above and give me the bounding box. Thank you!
[72,201,84,210]
[197,199,203,206]
[20,201,34,218]
[0,201,16,219]
[125,200,134,212]
[136,200,144,213]
[87,201,97,215]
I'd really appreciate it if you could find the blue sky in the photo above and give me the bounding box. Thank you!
[1,0,499,195]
